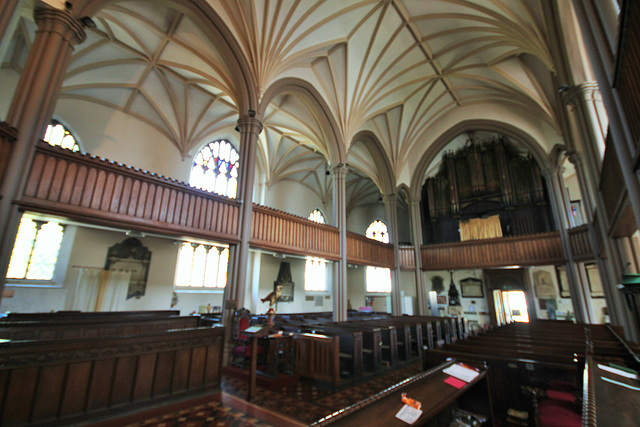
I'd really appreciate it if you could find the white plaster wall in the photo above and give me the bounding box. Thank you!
[400,270,417,314]
[347,265,366,310]
[263,180,332,224]
[424,270,490,328]
[347,203,387,235]
[252,254,333,315]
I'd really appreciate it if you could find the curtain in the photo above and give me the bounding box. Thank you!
[71,268,101,311]
[459,215,503,241]
[99,270,131,311]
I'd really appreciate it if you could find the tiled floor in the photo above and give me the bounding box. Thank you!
[96,361,423,427]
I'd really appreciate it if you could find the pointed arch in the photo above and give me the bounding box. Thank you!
[349,130,395,196]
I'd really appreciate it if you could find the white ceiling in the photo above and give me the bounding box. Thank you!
[3,0,582,205]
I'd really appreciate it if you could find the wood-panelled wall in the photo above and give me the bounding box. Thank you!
[421,231,564,270]
[250,204,340,260]
[347,232,395,268]
[616,0,640,153]
[21,142,240,243]
[0,121,18,184]
[0,327,224,426]
[569,225,594,261]
[399,245,415,270]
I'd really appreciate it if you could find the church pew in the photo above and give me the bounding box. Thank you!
[0,310,180,322]
[0,326,224,426]
[293,333,341,387]
[352,318,414,362]
[0,315,200,341]
[336,321,398,367]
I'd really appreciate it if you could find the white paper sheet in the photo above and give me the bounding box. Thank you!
[442,364,480,383]
[395,404,423,424]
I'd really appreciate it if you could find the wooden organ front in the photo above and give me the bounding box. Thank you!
[421,136,554,244]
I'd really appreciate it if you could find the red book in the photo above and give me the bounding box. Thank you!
[444,376,466,389]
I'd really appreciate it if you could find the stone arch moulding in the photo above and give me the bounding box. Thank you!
[259,78,345,167]
[409,120,552,202]
[76,0,259,114]
[349,130,396,197]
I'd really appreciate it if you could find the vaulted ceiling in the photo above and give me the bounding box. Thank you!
[3,0,581,204]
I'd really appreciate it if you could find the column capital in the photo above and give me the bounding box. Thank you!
[34,7,87,46]
[542,166,563,181]
[236,116,263,135]
[382,193,397,206]
[567,151,585,167]
[560,82,601,105]
[331,163,349,178]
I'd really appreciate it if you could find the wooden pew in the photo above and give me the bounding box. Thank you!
[293,333,340,387]
[0,326,224,426]
[0,315,200,341]
[0,310,180,322]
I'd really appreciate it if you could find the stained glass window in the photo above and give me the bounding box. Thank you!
[43,120,80,152]
[6,216,65,280]
[175,242,228,288]
[190,140,239,198]
[365,220,391,292]
[305,210,327,291]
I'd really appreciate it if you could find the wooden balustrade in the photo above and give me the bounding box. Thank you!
[21,142,240,243]
[568,224,594,261]
[399,245,416,270]
[347,232,395,268]
[421,231,564,270]
[250,204,340,260]
[0,121,18,184]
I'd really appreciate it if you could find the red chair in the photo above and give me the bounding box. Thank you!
[231,308,265,369]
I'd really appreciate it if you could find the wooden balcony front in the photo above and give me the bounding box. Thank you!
[347,232,395,269]
[250,204,340,260]
[399,245,416,271]
[421,232,565,270]
[569,224,594,261]
[21,142,241,243]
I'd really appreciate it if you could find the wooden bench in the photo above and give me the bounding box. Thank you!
[0,326,224,426]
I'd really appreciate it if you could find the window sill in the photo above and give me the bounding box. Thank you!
[6,280,62,288]
[174,288,225,294]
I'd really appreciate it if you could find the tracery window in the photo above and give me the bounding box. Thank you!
[308,209,326,224]
[365,220,392,293]
[174,243,229,289]
[305,210,327,291]
[43,120,80,152]
[6,216,65,281]
[190,140,239,198]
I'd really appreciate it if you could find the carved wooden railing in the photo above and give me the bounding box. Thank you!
[347,232,395,268]
[399,245,416,270]
[250,204,340,260]
[568,224,594,261]
[21,142,240,243]
[421,231,564,270]
[0,121,18,185]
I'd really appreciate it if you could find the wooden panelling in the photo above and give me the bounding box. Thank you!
[251,204,340,260]
[21,143,240,243]
[347,232,395,268]
[421,232,564,270]
[599,140,625,224]
[569,225,595,261]
[616,0,640,157]
[294,333,340,387]
[399,245,416,270]
[0,327,224,426]
[0,121,18,184]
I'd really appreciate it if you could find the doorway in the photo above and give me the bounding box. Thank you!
[485,268,535,325]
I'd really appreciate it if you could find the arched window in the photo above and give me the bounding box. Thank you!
[190,140,239,198]
[366,220,389,243]
[305,209,327,291]
[365,220,392,293]
[308,209,326,224]
[6,216,65,281]
[175,243,229,289]
[43,120,80,152]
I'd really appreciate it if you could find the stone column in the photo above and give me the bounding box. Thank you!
[384,193,402,315]
[332,163,348,322]
[544,166,592,323]
[572,0,640,241]
[0,6,86,301]
[229,115,262,311]
[0,0,21,65]
[408,197,428,315]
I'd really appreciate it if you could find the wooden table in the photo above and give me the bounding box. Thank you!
[310,359,492,426]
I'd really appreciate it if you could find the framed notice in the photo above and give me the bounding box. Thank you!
[585,263,604,298]
[460,277,483,298]
[105,237,151,299]
[555,265,570,298]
